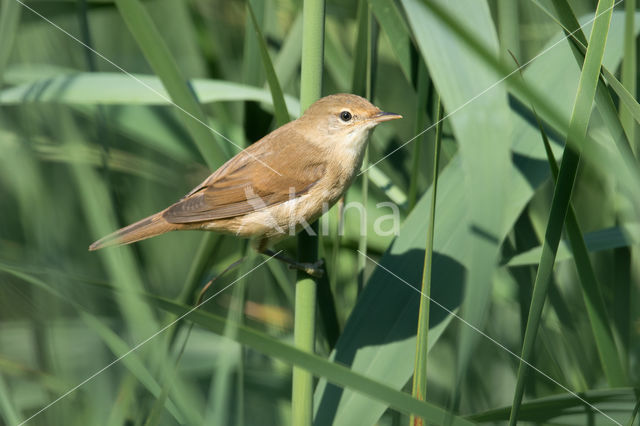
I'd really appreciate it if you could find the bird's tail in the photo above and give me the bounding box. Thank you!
[89,213,177,251]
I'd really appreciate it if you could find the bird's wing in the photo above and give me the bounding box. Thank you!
[163,130,326,223]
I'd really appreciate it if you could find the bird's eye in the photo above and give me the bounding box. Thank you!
[340,111,352,122]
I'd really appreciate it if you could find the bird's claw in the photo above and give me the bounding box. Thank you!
[289,259,324,278]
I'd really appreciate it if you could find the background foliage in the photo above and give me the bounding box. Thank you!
[0,0,638,425]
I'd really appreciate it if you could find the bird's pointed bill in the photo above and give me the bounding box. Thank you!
[373,111,403,122]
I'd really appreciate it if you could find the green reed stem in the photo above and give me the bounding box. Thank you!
[356,0,377,294]
[293,0,325,424]
[409,99,442,426]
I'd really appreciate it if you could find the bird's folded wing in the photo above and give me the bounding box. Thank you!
[163,136,326,223]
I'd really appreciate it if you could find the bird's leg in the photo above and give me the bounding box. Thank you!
[196,256,248,305]
[261,249,324,278]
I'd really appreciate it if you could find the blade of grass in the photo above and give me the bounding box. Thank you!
[530,0,630,386]
[0,72,301,114]
[0,130,180,184]
[352,0,371,98]
[294,0,325,424]
[81,313,190,425]
[621,0,637,153]
[312,12,637,425]
[505,223,640,266]
[247,2,289,127]
[401,0,513,410]
[113,0,229,168]
[627,396,640,426]
[0,264,197,425]
[471,387,636,423]
[325,18,353,91]
[509,40,628,392]
[59,120,159,341]
[535,102,627,387]
[498,0,520,62]
[149,295,475,426]
[351,0,373,295]
[408,61,430,211]
[0,373,20,426]
[368,0,413,84]
[152,234,227,424]
[242,0,264,88]
[353,0,377,294]
[206,250,252,425]
[3,262,474,426]
[414,0,640,208]
[274,11,303,90]
[509,2,616,424]
[410,98,443,426]
[533,0,639,160]
[0,0,21,87]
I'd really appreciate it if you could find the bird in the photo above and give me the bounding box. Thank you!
[89,93,401,275]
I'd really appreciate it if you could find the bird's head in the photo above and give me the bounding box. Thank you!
[299,93,402,153]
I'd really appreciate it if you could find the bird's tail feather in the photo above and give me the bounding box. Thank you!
[89,213,176,251]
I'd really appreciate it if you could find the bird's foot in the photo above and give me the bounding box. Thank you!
[261,249,325,278]
[291,259,324,278]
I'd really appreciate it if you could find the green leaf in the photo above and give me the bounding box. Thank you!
[114,0,228,168]
[247,2,289,127]
[0,373,20,426]
[536,95,628,389]
[401,0,513,400]
[149,295,474,426]
[533,0,640,144]
[408,60,429,212]
[325,18,353,91]
[12,261,475,426]
[414,1,640,208]
[368,165,408,209]
[471,388,637,424]
[0,0,21,87]
[0,264,198,425]
[80,314,192,425]
[0,72,301,114]
[313,7,637,426]
[621,0,637,149]
[273,12,303,90]
[505,224,640,266]
[510,2,619,424]
[368,0,413,84]
[410,99,443,424]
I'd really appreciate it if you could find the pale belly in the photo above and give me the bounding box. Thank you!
[201,148,363,247]
[201,178,347,243]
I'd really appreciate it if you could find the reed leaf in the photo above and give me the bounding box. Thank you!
[113,0,228,168]
[509,2,616,424]
[0,0,21,86]
[247,2,289,127]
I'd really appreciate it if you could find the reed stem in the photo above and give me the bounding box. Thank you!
[409,99,443,426]
[292,0,325,424]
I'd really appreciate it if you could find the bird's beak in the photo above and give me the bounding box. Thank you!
[372,111,403,122]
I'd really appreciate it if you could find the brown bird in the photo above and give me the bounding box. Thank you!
[89,94,401,274]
